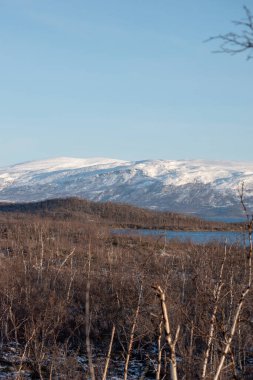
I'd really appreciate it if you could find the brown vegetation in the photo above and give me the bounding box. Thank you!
[0,200,252,379]
[0,197,243,231]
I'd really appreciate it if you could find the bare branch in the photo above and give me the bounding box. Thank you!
[102,324,116,380]
[123,284,143,380]
[213,195,252,380]
[207,6,253,59]
[153,285,179,380]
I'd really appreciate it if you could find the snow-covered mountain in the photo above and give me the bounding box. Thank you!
[0,157,253,217]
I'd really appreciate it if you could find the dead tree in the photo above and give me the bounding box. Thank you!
[208,6,253,59]
[85,244,95,380]
[156,318,163,380]
[213,187,253,379]
[153,285,180,380]
[123,284,143,380]
[102,324,116,380]
[201,246,227,379]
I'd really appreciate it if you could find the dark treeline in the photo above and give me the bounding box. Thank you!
[0,197,244,231]
[0,208,252,379]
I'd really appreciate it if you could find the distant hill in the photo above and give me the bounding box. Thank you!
[0,197,243,231]
[0,157,252,217]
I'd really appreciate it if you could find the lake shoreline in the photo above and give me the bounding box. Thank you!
[110,222,245,232]
[112,227,247,245]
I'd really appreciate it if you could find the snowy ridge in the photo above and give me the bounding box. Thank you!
[0,157,129,190]
[134,159,253,193]
[0,157,253,216]
[8,156,128,172]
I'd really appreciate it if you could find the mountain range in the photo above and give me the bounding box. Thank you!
[0,157,252,217]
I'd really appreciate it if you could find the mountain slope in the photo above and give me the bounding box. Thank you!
[0,157,252,216]
[0,198,242,231]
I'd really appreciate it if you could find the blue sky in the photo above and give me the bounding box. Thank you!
[0,0,252,166]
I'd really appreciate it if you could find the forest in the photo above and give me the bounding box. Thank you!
[0,198,243,231]
[0,198,252,379]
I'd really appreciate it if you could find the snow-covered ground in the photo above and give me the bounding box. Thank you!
[0,157,252,216]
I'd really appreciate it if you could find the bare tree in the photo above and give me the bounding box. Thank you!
[213,187,253,379]
[123,284,143,380]
[85,244,96,380]
[102,324,115,380]
[201,246,227,379]
[152,285,180,380]
[208,6,253,59]
[156,318,163,380]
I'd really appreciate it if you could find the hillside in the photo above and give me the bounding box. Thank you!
[0,197,243,231]
[0,157,253,217]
